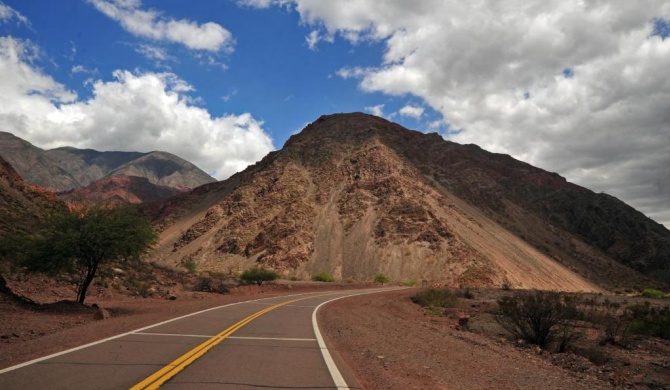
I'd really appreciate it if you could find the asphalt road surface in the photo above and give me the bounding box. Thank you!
[0,288,394,389]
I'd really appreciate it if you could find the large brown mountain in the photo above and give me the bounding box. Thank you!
[147,113,669,291]
[0,131,216,194]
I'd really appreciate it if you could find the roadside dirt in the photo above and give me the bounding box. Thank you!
[319,288,670,390]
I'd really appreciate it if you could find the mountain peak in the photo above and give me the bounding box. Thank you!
[148,113,670,291]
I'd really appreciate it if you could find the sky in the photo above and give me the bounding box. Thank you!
[0,1,669,227]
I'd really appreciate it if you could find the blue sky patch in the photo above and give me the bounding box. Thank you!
[652,18,670,39]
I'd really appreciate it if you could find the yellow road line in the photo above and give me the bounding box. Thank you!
[130,294,329,390]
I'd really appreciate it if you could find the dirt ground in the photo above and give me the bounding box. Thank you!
[320,288,670,390]
[2,278,669,390]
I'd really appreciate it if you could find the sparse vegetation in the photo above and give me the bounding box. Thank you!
[401,280,417,287]
[311,271,335,282]
[641,288,667,299]
[240,267,278,286]
[627,302,670,339]
[495,290,577,349]
[373,273,389,285]
[183,259,197,274]
[192,276,229,294]
[411,288,458,309]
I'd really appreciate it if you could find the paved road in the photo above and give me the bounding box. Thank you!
[0,289,392,389]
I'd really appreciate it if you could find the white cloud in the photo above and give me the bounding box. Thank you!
[398,104,424,119]
[71,65,86,74]
[365,104,384,117]
[0,36,273,180]
[257,0,670,227]
[135,44,175,62]
[88,0,234,52]
[0,2,28,25]
[305,30,320,50]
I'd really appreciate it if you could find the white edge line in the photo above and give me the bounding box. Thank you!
[312,287,403,390]
[0,290,328,375]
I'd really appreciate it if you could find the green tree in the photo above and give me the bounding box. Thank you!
[2,205,157,304]
[240,267,279,286]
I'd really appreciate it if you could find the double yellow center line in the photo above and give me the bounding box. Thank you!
[131,294,327,390]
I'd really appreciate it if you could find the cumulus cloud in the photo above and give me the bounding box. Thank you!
[88,0,234,52]
[365,104,384,117]
[398,104,424,119]
[255,0,670,227]
[0,2,29,25]
[0,36,273,180]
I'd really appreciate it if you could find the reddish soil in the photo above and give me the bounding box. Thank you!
[319,289,670,390]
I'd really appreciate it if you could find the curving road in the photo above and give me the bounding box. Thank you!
[0,289,394,389]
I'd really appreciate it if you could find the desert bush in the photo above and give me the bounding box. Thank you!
[240,267,278,286]
[289,275,300,281]
[373,273,389,285]
[183,260,197,274]
[595,300,630,345]
[401,280,417,287]
[463,289,475,299]
[627,303,670,340]
[496,290,578,349]
[641,289,667,299]
[192,276,229,294]
[411,288,458,309]
[579,346,609,365]
[311,271,335,282]
[344,277,354,283]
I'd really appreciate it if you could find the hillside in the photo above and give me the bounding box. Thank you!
[0,157,64,234]
[0,132,216,192]
[57,175,182,205]
[146,113,669,291]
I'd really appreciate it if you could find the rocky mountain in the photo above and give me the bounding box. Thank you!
[0,156,64,234]
[147,113,669,291]
[0,131,216,193]
[57,175,182,206]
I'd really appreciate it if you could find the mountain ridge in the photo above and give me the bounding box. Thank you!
[0,131,216,203]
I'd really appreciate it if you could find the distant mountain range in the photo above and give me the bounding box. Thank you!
[0,131,215,204]
[146,113,670,291]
